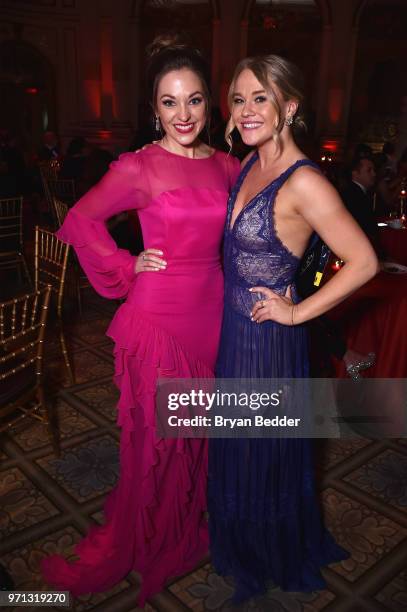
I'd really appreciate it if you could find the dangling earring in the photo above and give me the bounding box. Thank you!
[155,116,161,132]
[285,115,293,127]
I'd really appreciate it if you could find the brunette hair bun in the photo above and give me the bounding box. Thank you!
[146,33,190,60]
[146,33,211,111]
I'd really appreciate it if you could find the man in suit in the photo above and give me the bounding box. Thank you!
[341,156,378,247]
[37,131,59,161]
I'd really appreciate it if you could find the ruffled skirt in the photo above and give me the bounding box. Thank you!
[42,305,214,605]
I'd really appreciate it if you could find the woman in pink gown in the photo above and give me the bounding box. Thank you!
[41,39,240,605]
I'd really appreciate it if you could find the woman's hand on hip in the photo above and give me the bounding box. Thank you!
[135,249,167,273]
[249,286,296,326]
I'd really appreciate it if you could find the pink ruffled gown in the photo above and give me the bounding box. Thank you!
[41,144,240,605]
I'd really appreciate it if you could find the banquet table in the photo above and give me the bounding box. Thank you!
[328,272,407,436]
[328,271,407,378]
[377,224,407,265]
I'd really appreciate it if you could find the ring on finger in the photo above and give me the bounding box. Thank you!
[142,254,146,260]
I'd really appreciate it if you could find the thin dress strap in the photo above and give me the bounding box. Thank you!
[227,154,320,230]
[233,153,319,199]
[231,151,259,196]
[272,158,320,190]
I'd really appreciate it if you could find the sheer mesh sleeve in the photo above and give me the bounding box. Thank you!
[56,152,145,299]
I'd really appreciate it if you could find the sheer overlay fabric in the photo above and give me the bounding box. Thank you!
[41,145,240,605]
[208,153,349,602]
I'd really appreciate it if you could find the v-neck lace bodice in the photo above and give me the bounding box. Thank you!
[223,152,319,318]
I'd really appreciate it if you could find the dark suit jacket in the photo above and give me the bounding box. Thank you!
[340,181,378,248]
[37,145,59,161]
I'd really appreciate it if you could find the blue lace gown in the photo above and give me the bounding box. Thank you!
[208,154,348,602]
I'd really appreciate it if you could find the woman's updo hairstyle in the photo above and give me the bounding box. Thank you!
[225,54,307,151]
[146,33,211,116]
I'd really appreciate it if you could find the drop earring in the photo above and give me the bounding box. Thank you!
[285,115,293,126]
[155,116,161,132]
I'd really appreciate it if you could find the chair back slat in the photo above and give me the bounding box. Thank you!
[39,163,60,226]
[21,294,28,330]
[0,197,23,252]
[0,286,51,387]
[30,292,39,328]
[47,179,76,206]
[34,226,69,316]
[41,177,55,222]
[0,196,31,284]
[39,161,59,182]
[11,301,16,337]
[53,197,69,227]
[0,286,57,445]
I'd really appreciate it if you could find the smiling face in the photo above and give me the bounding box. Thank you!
[231,68,296,148]
[155,68,207,152]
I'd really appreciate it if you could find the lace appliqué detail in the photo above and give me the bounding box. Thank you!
[224,155,319,319]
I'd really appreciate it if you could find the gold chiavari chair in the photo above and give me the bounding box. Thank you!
[71,262,92,317]
[47,178,76,207]
[38,160,59,183]
[0,286,59,454]
[0,196,31,285]
[41,177,55,226]
[51,197,91,316]
[39,161,60,227]
[34,226,74,383]
[52,196,69,227]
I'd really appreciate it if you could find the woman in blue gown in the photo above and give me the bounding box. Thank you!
[208,55,378,602]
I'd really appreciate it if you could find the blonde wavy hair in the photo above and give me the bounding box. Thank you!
[225,55,307,151]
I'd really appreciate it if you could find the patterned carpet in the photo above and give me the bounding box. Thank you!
[1,291,406,612]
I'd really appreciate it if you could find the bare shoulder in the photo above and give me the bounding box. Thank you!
[289,162,325,189]
[289,162,340,203]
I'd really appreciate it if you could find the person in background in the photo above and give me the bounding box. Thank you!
[0,129,27,197]
[381,142,397,174]
[387,147,407,212]
[353,142,373,161]
[59,136,89,183]
[37,131,59,161]
[340,156,378,248]
[374,142,398,215]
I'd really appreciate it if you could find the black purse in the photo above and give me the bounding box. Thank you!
[295,235,331,299]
